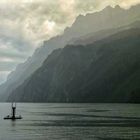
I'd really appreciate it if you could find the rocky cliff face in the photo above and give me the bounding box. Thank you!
[8,28,140,103]
[1,5,140,101]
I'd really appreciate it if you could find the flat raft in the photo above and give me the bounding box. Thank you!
[4,115,22,120]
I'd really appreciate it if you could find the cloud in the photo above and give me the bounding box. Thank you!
[0,0,139,84]
[0,62,18,71]
[119,0,140,8]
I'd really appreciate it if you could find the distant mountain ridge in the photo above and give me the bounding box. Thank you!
[1,4,140,101]
[70,20,140,46]
[8,28,140,103]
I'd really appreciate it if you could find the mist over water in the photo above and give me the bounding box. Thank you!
[0,103,139,140]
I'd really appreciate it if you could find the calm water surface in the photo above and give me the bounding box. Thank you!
[0,103,140,140]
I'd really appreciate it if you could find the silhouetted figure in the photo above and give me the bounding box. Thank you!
[11,103,16,119]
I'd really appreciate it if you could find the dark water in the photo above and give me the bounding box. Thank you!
[0,103,140,140]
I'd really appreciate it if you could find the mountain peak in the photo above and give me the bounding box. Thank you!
[114,5,122,9]
[104,5,113,10]
[102,5,122,12]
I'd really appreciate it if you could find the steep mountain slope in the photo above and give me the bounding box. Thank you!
[8,28,140,103]
[1,5,140,101]
[70,20,140,46]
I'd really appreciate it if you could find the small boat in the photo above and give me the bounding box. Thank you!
[4,103,22,120]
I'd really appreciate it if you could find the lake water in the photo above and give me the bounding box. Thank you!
[0,103,140,140]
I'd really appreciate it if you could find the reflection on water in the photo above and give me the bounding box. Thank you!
[11,121,16,127]
[0,103,140,140]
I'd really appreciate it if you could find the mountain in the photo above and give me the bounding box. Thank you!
[70,20,140,46]
[8,28,140,103]
[1,4,140,101]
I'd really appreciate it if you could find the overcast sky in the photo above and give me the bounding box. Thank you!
[0,0,140,84]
